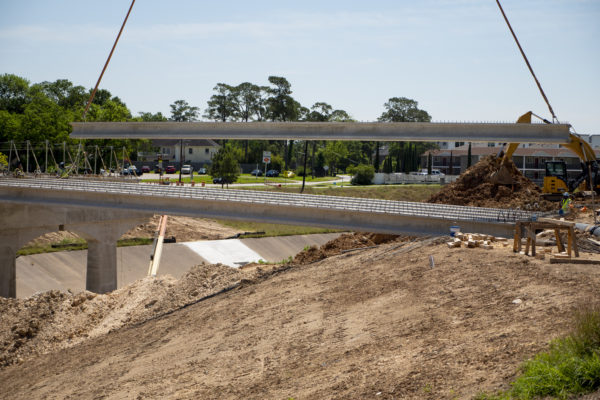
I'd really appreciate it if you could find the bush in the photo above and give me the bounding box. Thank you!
[351,164,375,185]
[295,166,306,177]
[477,305,600,400]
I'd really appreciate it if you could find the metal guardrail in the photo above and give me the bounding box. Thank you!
[0,176,543,224]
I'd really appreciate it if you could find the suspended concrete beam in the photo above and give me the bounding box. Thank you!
[70,121,572,144]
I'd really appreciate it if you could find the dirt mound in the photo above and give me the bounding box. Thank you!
[0,263,242,368]
[428,155,556,211]
[293,232,405,264]
[24,216,241,248]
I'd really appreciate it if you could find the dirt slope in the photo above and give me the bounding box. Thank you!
[25,215,241,247]
[2,235,599,399]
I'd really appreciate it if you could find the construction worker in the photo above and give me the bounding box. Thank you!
[559,192,572,215]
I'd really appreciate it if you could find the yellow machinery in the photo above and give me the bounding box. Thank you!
[492,112,600,199]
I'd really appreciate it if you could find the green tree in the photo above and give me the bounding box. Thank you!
[266,76,298,122]
[209,145,240,188]
[378,97,432,123]
[0,74,30,113]
[307,102,332,122]
[467,142,472,168]
[231,82,262,122]
[137,111,168,121]
[204,83,235,122]
[170,99,199,122]
[322,141,348,176]
[329,109,355,122]
[351,164,375,185]
[36,79,87,111]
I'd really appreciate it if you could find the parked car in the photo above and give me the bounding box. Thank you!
[212,177,231,185]
[266,169,279,177]
[418,169,445,176]
[165,165,176,174]
[197,167,207,175]
[141,165,151,173]
[250,169,263,176]
[121,166,141,176]
[181,164,193,174]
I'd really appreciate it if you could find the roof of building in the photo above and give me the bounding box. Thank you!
[152,139,220,147]
[426,146,600,158]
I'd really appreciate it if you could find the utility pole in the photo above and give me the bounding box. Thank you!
[94,145,98,175]
[109,146,113,176]
[26,140,30,174]
[301,141,309,193]
[45,140,48,173]
[178,139,184,183]
[63,142,66,167]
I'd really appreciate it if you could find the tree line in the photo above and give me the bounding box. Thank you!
[0,73,436,175]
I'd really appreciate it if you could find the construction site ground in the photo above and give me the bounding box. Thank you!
[2,230,600,399]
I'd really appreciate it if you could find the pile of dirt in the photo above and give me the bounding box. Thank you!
[293,232,405,264]
[24,216,241,247]
[0,263,243,368]
[428,155,556,211]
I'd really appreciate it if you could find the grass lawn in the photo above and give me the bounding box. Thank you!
[216,220,340,238]
[142,173,336,185]
[17,237,154,256]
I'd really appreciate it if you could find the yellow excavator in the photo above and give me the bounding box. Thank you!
[491,111,600,200]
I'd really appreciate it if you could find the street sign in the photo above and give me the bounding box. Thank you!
[263,151,271,164]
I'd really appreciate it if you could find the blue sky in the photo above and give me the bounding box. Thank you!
[1,0,598,134]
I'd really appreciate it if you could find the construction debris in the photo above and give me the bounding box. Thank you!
[446,231,507,250]
[428,155,556,211]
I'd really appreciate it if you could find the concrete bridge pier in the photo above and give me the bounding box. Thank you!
[71,219,147,294]
[0,228,53,298]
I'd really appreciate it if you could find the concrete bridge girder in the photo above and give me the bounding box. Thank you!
[70,121,572,144]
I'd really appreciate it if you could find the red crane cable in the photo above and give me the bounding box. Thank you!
[82,0,136,120]
[495,0,559,123]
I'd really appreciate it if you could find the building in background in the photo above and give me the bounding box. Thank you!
[422,144,600,185]
[138,139,220,166]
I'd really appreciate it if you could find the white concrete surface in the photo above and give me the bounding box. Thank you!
[183,239,265,268]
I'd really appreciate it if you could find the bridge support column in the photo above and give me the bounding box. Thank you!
[0,242,18,298]
[85,238,118,294]
[0,228,51,298]
[72,219,145,294]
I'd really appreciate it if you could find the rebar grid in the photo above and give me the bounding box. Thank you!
[0,177,542,224]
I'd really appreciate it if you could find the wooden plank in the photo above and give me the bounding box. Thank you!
[569,226,580,257]
[513,222,521,253]
[554,229,565,253]
[550,258,600,265]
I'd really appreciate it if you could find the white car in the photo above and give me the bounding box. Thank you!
[419,169,445,176]
[181,165,193,174]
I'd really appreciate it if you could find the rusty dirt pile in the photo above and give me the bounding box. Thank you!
[428,155,556,211]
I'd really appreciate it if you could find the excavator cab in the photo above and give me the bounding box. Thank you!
[542,161,569,200]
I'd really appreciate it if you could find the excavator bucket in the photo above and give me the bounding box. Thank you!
[490,164,515,185]
[490,142,520,185]
[490,112,532,185]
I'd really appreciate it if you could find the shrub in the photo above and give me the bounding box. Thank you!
[351,164,375,185]
[295,166,306,176]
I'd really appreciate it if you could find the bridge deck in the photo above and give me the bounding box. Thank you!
[0,177,537,225]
